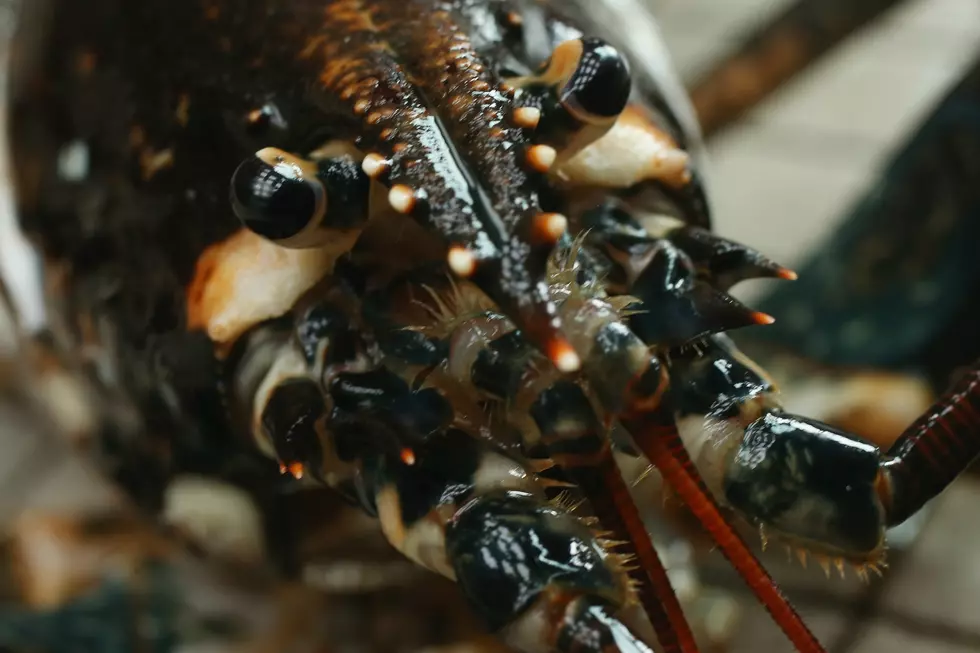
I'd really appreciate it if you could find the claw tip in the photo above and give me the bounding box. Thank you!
[752,311,776,326]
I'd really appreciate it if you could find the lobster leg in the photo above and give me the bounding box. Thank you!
[358,272,699,652]
[230,290,665,653]
[623,401,827,653]
[880,359,980,526]
[555,195,836,651]
[265,382,658,653]
[654,336,980,573]
[561,291,825,653]
[529,382,699,653]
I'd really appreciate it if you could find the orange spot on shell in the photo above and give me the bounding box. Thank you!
[547,339,581,373]
[288,463,305,480]
[76,51,97,76]
[400,448,416,466]
[751,312,776,326]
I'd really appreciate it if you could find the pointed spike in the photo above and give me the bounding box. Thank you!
[447,245,477,278]
[758,524,768,552]
[784,545,793,562]
[547,338,581,373]
[690,284,777,334]
[513,106,542,129]
[667,225,796,291]
[834,558,846,579]
[361,152,390,180]
[602,539,631,549]
[525,458,558,473]
[526,144,557,172]
[388,184,417,214]
[531,212,568,246]
[629,240,776,345]
[399,448,416,466]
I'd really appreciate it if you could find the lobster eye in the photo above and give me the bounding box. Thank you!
[230,147,326,246]
[558,38,631,123]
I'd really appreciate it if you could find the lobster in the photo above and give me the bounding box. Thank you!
[5,0,980,652]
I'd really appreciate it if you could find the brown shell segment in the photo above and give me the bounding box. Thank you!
[309,0,494,258]
[307,0,577,370]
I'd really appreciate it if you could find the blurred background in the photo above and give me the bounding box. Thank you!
[651,1,980,651]
[0,1,978,652]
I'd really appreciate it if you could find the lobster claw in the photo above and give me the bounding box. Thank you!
[723,411,887,560]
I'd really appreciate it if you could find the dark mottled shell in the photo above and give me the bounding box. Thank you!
[6,0,711,499]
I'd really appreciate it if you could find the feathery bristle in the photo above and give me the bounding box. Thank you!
[816,555,832,577]
[549,490,578,512]
[607,294,644,317]
[606,552,638,577]
[796,548,808,569]
[412,278,498,338]
[597,538,630,551]
[630,464,656,488]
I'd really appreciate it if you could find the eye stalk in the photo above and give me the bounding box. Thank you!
[555,37,632,125]
[507,37,632,165]
[230,147,328,248]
